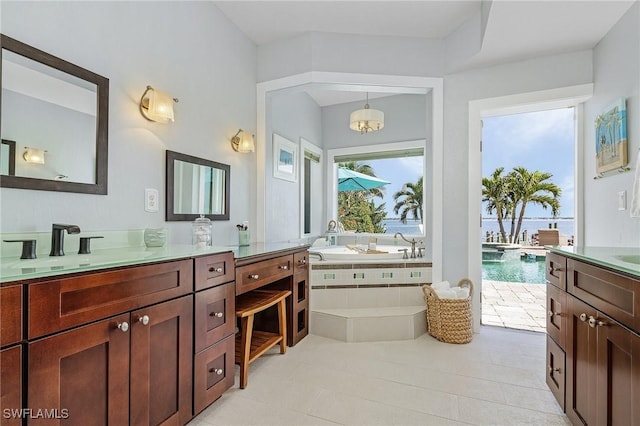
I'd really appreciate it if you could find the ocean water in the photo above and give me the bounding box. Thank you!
[481,218,574,242]
[382,219,422,235]
[381,218,574,239]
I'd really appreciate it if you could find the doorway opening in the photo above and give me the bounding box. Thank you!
[480,107,576,332]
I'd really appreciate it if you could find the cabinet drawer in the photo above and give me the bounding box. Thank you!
[293,251,309,275]
[236,255,292,295]
[546,252,566,290]
[546,335,565,411]
[568,259,640,333]
[1,285,22,346]
[195,283,235,353]
[195,252,235,291]
[28,259,193,338]
[546,283,566,350]
[193,334,234,415]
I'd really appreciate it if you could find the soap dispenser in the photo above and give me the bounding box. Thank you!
[192,215,212,249]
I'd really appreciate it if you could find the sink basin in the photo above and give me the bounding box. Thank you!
[616,254,640,265]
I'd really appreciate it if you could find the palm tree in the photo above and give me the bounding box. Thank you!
[507,167,561,242]
[337,161,386,232]
[482,167,510,242]
[393,176,423,224]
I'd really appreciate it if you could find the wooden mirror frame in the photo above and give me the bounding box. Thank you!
[0,34,109,194]
[166,150,230,221]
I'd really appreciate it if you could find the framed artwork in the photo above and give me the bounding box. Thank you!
[595,98,628,174]
[272,133,298,182]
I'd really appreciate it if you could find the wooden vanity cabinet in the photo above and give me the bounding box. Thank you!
[25,260,194,426]
[236,249,310,346]
[193,254,236,416]
[547,253,640,425]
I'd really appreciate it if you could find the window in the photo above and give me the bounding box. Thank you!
[300,138,322,237]
[327,140,427,235]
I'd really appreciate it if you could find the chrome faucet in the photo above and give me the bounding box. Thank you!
[394,232,422,259]
[50,224,81,256]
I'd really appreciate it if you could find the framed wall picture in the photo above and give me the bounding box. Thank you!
[595,98,628,174]
[273,133,298,182]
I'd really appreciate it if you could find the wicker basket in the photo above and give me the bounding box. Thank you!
[422,279,473,344]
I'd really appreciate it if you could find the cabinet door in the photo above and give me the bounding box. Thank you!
[130,296,193,426]
[546,335,565,411]
[1,285,22,347]
[28,314,130,426]
[566,295,598,426]
[595,313,640,425]
[1,345,22,426]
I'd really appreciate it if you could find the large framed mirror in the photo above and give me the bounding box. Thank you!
[0,34,109,194]
[166,150,230,221]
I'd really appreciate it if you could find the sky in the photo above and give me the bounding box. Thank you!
[482,108,575,218]
[359,107,575,220]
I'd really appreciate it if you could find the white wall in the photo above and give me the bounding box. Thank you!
[583,2,640,247]
[265,91,322,242]
[0,1,257,245]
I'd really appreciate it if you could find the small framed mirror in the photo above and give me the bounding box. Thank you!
[0,34,109,194]
[166,150,230,221]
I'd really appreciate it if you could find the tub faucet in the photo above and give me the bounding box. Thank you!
[50,224,81,256]
[394,232,422,259]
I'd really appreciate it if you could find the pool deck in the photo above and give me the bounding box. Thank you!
[481,280,547,333]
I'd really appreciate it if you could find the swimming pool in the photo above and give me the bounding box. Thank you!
[482,259,546,284]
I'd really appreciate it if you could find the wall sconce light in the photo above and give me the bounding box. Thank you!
[230,129,255,153]
[23,147,46,164]
[139,85,178,123]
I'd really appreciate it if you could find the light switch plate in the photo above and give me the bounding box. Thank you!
[145,188,159,212]
[617,190,626,211]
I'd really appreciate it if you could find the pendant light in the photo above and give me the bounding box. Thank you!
[349,93,384,134]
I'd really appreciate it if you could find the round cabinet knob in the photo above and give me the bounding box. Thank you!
[117,321,129,333]
[579,313,587,322]
[279,265,289,270]
[298,259,307,265]
[548,367,562,374]
[138,315,150,326]
[597,320,607,327]
[209,368,223,375]
[548,311,555,318]
[209,267,223,273]
[209,312,223,318]
[588,316,597,328]
[249,274,260,280]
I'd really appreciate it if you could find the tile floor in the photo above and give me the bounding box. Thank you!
[481,280,547,333]
[190,326,568,425]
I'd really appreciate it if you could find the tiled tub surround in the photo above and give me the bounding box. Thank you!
[310,259,432,342]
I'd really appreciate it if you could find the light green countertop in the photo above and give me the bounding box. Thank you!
[0,242,309,284]
[549,246,640,278]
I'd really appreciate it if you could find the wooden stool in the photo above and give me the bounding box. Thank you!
[235,289,291,389]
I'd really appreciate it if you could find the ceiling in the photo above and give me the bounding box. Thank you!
[213,1,636,105]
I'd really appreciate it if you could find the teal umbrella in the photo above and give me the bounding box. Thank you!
[338,168,390,191]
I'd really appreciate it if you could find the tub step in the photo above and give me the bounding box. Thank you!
[310,306,426,342]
